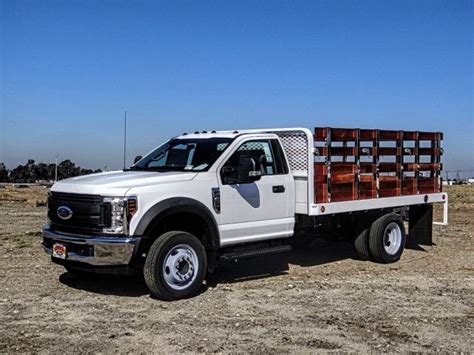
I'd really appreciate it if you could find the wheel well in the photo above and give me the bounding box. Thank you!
[131,198,220,272]
[146,212,211,248]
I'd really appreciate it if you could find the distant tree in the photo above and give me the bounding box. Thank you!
[9,165,23,182]
[35,162,53,181]
[57,160,80,180]
[79,168,101,176]
[10,159,37,183]
[7,159,102,182]
[47,163,56,179]
[0,163,8,182]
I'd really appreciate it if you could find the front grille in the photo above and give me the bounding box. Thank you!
[48,192,111,235]
[50,192,103,204]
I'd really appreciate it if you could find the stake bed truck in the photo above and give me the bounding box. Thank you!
[43,127,448,300]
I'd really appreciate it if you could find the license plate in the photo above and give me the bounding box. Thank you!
[52,244,67,259]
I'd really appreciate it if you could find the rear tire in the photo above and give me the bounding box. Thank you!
[354,223,371,260]
[144,231,207,301]
[369,213,406,263]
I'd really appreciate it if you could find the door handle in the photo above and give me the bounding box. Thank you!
[272,185,285,193]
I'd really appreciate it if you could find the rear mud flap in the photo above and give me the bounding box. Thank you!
[408,204,433,247]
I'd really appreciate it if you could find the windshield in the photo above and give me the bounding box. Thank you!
[131,138,233,172]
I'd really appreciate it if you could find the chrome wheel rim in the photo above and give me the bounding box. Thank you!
[383,222,402,255]
[162,244,199,290]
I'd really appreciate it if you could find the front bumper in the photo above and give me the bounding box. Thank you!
[42,226,140,266]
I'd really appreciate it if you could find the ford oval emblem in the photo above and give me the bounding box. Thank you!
[57,206,73,220]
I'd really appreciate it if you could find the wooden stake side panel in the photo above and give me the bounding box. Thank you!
[313,127,443,203]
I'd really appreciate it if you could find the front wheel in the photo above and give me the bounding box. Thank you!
[144,231,207,301]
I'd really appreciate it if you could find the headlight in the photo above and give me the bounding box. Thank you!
[102,196,138,234]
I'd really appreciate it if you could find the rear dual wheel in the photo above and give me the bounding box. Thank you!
[354,223,371,260]
[369,213,406,263]
[354,213,406,263]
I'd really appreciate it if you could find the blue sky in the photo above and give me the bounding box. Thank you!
[1,0,473,173]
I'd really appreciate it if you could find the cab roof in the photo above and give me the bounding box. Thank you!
[175,130,241,140]
[174,128,308,140]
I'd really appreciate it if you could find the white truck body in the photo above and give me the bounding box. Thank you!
[43,127,448,300]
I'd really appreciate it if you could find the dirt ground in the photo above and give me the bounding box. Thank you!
[0,185,472,353]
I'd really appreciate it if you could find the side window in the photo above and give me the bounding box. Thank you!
[223,140,277,176]
[271,139,289,174]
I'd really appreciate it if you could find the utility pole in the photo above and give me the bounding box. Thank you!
[123,110,127,170]
[55,154,59,181]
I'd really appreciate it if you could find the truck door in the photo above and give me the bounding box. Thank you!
[217,136,295,246]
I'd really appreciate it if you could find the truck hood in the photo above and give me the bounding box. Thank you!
[51,170,198,196]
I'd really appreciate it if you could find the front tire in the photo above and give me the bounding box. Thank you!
[144,231,207,301]
[369,213,406,263]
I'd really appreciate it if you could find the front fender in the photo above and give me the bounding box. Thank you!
[133,197,220,250]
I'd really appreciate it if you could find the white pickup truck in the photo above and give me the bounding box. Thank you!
[43,127,448,300]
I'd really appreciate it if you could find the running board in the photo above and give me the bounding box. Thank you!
[218,244,292,262]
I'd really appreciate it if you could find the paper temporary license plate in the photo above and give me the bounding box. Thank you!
[52,243,67,259]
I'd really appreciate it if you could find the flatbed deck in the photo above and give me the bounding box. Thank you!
[309,192,446,217]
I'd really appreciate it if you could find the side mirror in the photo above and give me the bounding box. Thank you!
[222,156,261,184]
[238,156,262,183]
[133,155,142,164]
